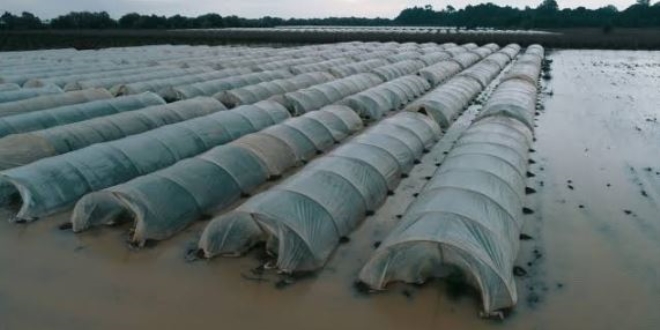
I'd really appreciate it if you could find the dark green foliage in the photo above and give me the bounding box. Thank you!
[2,0,660,31]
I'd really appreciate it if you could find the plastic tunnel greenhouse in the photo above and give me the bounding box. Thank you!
[0,83,20,92]
[0,92,165,139]
[405,47,520,128]
[289,58,354,75]
[0,97,223,172]
[65,67,207,91]
[71,105,363,244]
[198,112,441,272]
[357,44,543,316]
[0,100,290,221]
[281,73,383,115]
[0,85,63,104]
[358,115,534,315]
[371,60,426,81]
[217,72,335,108]
[112,68,253,97]
[338,75,431,122]
[164,70,293,101]
[0,89,112,118]
[328,59,388,78]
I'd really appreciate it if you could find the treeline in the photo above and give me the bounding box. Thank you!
[1,0,660,30]
[0,12,391,30]
[396,1,660,29]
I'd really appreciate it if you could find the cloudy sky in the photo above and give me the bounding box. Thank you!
[3,0,641,19]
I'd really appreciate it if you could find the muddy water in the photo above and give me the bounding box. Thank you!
[2,49,660,330]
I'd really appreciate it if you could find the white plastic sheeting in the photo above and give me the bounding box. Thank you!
[451,51,487,69]
[418,52,453,66]
[386,51,423,63]
[282,73,384,115]
[0,92,165,139]
[112,68,253,97]
[23,65,163,88]
[251,57,322,72]
[339,75,431,122]
[71,105,362,244]
[502,49,544,86]
[0,100,289,221]
[0,83,21,92]
[358,115,533,315]
[357,44,542,316]
[498,44,522,60]
[328,59,388,78]
[217,72,335,108]
[351,51,394,62]
[418,61,464,87]
[477,79,538,130]
[371,60,426,81]
[0,63,139,85]
[0,89,112,118]
[406,48,519,128]
[165,70,293,101]
[198,112,441,272]
[405,76,482,128]
[0,97,223,173]
[290,58,354,75]
[65,67,208,91]
[0,85,63,104]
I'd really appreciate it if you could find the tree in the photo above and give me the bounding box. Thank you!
[538,0,559,11]
[636,0,651,6]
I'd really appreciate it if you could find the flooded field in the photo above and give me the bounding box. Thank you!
[1,49,659,330]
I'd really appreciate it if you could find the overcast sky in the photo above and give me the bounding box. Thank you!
[2,0,641,19]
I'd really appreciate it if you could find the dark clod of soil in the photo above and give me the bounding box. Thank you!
[568,185,574,190]
[401,173,409,179]
[529,148,536,153]
[520,233,533,240]
[402,289,413,299]
[435,162,442,167]
[185,248,206,262]
[339,236,350,244]
[414,159,421,165]
[251,265,265,275]
[579,205,585,209]
[523,207,535,215]
[58,222,73,230]
[275,278,294,290]
[395,214,403,219]
[241,273,268,283]
[513,266,528,277]
[413,193,420,198]
[443,151,449,155]
[365,210,375,216]
[353,281,371,295]
[424,176,432,180]
[525,187,537,195]
[373,241,381,249]
[624,210,633,215]
[526,171,536,178]
[606,183,611,187]
[556,283,564,289]
[529,159,537,164]
[641,190,648,197]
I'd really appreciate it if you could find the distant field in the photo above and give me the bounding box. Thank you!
[1,27,660,51]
